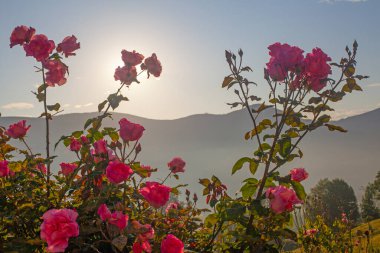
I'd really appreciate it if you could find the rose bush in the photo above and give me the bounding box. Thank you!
[0,24,368,252]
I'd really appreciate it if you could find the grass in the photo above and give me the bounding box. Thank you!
[287,218,380,253]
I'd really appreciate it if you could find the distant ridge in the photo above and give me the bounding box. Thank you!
[1,107,379,204]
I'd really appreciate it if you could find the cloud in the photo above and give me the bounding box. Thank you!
[74,103,93,109]
[1,102,34,110]
[320,0,367,3]
[368,83,380,88]
[329,108,370,120]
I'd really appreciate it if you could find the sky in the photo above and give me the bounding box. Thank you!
[0,0,379,120]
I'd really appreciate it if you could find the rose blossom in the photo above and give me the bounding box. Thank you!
[43,59,68,86]
[304,47,332,92]
[167,157,186,173]
[10,25,35,48]
[121,50,144,66]
[5,120,31,139]
[60,162,77,176]
[40,208,79,253]
[36,163,47,174]
[94,139,108,155]
[139,181,171,208]
[290,168,309,182]
[161,234,184,253]
[106,161,133,184]
[133,241,152,253]
[137,224,155,242]
[304,228,318,237]
[23,34,55,62]
[108,211,129,230]
[0,160,10,177]
[165,202,179,214]
[114,65,137,84]
[266,185,301,214]
[141,53,162,78]
[119,118,145,142]
[69,138,82,152]
[97,204,112,221]
[266,43,304,81]
[80,135,89,144]
[56,35,80,57]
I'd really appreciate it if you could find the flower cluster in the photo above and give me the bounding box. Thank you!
[114,50,162,85]
[10,25,80,86]
[266,42,331,92]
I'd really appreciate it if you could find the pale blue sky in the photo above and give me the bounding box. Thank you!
[0,0,379,119]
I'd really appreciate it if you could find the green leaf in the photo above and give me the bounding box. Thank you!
[232,157,251,175]
[249,160,258,175]
[199,178,210,187]
[325,124,347,133]
[204,213,218,228]
[309,97,322,104]
[72,131,83,138]
[279,138,291,158]
[291,181,306,201]
[240,181,258,199]
[98,100,107,112]
[222,76,234,88]
[47,103,60,111]
[84,118,94,129]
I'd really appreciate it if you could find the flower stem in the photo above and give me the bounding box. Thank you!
[41,65,51,205]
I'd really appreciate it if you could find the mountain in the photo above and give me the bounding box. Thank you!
[1,108,379,204]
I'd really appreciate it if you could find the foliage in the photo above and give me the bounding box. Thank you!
[305,178,360,226]
[361,171,380,222]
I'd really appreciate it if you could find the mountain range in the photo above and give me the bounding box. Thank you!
[1,107,379,205]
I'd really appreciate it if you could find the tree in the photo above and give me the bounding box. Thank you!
[361,171,380,221]
[305,178,360,225]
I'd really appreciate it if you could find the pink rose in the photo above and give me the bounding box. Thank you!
[43,59,68,87]
[94,139,108,155]
[10,25,35,48]
[23,34,55,62]
[165,202,179,214]
[60,162,77,176]
[69,138,82,152]
[266,57,286,81]
[304,47,332,92]
[121,50,144,66]
[266,43,304,81]
[290,168,309,182]
[36,163,47,174]
[114,66,137,84]
[266,185,301,214]
[141,53,162,78]
[133,241,152,253]
[137,224,155,242]
[80,135,89,144]
[108,211,129,230]
[161,234,184,253]
[0,160,10,177]
[304,228,318,237]
[119,118,145,142]
[56,35,80,57]
[5,120,31,139]
[139,181,171,208]
[167,157,186,174]
[40,208,79,253]
[97,204,112,221]
[106,161,133,184]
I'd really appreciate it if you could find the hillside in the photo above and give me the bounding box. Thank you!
[1,108,379,203]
